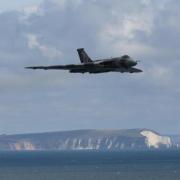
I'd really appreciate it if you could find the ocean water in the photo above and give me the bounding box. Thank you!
[0,151,179,180]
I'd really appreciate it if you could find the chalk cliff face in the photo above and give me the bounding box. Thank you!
[140,131,171,148]
[0,129,173,151]
[170,135,180,149]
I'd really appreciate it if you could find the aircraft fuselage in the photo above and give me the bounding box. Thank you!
[26,49,143,74]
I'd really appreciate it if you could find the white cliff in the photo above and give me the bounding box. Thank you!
[0,129,175,151]
[141,130,172,148]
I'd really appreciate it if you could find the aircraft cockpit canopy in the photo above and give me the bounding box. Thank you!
[121,55,130,59]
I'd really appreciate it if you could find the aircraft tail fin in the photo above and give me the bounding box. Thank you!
[77,48,93,63]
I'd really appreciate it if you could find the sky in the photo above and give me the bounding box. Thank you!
[0,0,42,12]
[0,0,180,134]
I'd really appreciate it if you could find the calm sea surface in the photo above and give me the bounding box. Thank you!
[0,151,179,180]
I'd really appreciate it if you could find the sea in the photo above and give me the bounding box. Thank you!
[0,150,179,180]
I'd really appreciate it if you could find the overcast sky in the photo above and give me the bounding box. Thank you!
[0,0,179,134]
[0,0,42,11]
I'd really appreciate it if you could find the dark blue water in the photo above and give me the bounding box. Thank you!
[0,151,179,180]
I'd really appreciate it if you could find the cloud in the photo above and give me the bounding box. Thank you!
[41,0,83,12]
[150,66,173,81]
[26,33,63,59]
[0,0,180,134]
[145,66,174,87]
[102,12,154,40]
[19,5,44,22]
[22,5,41,16]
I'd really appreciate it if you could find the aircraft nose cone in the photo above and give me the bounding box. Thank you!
[131,61,137,66]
